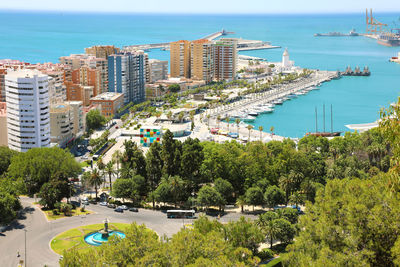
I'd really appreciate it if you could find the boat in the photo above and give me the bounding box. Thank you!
[305,104,341,137]
[314,29,359,37]
[248,111,259,117]
[240,115,256,122]
[377,33,400,47]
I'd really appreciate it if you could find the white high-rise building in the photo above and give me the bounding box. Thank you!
[5,69,51,152]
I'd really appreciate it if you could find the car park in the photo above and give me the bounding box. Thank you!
[114,207,123,213]
[129,207,139,212]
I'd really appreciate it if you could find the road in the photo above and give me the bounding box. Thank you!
[0,197,256,267]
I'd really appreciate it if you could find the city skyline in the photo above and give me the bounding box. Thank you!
[1,0,399,14]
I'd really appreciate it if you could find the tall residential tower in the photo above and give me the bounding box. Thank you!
[5,69,50,152]
[108,51,147,104]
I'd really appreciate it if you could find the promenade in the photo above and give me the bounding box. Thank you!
[199,70,338,142]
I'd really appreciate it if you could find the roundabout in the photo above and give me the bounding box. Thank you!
[50,221,130,254]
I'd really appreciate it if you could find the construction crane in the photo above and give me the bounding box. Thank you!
[366,8,388,35]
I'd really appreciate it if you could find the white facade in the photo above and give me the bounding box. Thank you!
[5,69,51,152]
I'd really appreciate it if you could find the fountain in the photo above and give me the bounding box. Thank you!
[84,218,126,246]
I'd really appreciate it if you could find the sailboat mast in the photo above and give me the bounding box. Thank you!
[323,104,326,133]
[315,107,318,133]
[331,104,333,133]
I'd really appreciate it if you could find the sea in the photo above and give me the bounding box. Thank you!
[1,11,399,137]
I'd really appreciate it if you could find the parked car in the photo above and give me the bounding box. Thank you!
[83,200,89,205]
[129,207,139,212]
[107,203,116,209]
[99,202,107,206]
[114,207,123,213]
[119,205,128,210]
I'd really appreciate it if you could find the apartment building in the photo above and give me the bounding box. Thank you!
[213,38,238,81]
[148,59,168,83]
[0,102,7,146]
[90,92,124,117]
[5,69,50,152]
[65,101,84,137]
[85,45,120,59]
[50,103,74,147]
[170,40,191,78]
[190,39,214,83]
[0,59,30,101]
[59,54,108,93]
[108,51,146,104]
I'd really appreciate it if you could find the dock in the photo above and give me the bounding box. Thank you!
[123,30,280,52]
[123,29,234,51]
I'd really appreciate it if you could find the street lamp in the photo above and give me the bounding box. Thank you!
[24,229,27,267]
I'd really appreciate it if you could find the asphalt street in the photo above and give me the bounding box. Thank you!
[0,197,256,267]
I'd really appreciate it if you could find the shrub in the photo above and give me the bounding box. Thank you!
[258,248,274,261]
[80,207,85,212]
[52,209,59,215]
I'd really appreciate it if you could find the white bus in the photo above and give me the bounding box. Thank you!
[166,210,195,219]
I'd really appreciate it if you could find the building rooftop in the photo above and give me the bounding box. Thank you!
[5,69,47,79]
[90,92,123,101]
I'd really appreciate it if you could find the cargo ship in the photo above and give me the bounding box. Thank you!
[314,29,359,37]
[377,33,400,47]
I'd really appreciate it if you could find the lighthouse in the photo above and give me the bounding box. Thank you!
[282,48,290,68]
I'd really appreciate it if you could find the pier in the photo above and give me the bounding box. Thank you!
[123,29,234,51]
[122,29,280,52]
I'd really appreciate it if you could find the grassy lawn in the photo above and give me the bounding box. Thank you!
[43,208,94,221]
[51,223,130,255]
[265,257,282,267]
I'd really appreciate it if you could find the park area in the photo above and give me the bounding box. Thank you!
[50,223,130,254]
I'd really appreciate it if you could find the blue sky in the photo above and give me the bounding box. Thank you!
[1,0,399,14]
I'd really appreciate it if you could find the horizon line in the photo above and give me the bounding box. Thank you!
[1,8,400,16]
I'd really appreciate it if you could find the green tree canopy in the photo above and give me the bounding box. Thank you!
[245,186,264,210]
[0,146,18,176]
[7,147,81,196]
[196,185,224,209]
[264,185,285,209]
[168,84,181,93]
[86,109,107,131]
[284,175,400,266]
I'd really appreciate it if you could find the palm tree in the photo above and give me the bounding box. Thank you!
[167,111,173,121]
[235,118,240,137]
[217,115,221,128]
[112,150,122,179]
[225,117,230,132]
[97,157,106,187]
[236,195,246,213]
[270,126,275,137]
[258,126,264,141]
[105,161,115,192]
[90,168,103,200]
[289,191,305,209]
[178,112,184,123]
[247,125,254,141]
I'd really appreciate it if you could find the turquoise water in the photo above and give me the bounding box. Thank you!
[84,231,126,246]
[1,11,399,137]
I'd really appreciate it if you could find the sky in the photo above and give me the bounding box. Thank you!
[1,0,399,14]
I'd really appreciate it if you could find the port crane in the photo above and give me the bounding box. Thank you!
[366,8,388,34]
